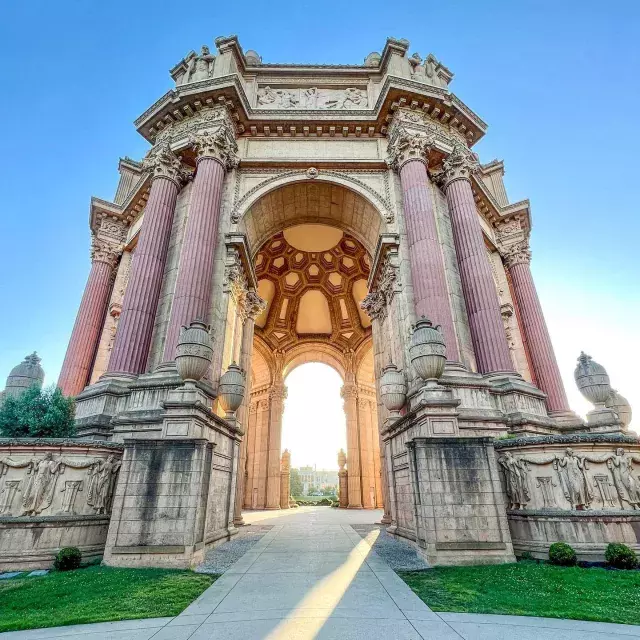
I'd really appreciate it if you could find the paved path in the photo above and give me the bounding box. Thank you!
[3,507,640,639]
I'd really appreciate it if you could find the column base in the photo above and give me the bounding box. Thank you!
[550,409,584,431]
[586,408,624,433]
[264,506,281,510]
[379,515,393,525]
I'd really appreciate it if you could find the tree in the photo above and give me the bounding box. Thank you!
[0,385,76,438]
[289,468,303,497]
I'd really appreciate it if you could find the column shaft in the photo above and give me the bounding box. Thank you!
[58,259,115,395]
[163,158,225,361]
[108,176,179,375]
[509,261,570,412]
[399,160,460,360]
[444,178,514,373]
[265,385,285,509]
[343,384,362,508]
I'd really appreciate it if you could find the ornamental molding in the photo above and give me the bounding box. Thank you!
[190,123,239,171]
[244,290,267,323]
[96,218,128,244]
[361,233,401,322]
[224,247,249,307]
[386,125,434,172]
[141,143,189,187]
[154,105,237,148]
[436,141,480,190]
[501,240,531,269]
[256,85,369,110]
[90,236,122,269]
[230,167,393,224]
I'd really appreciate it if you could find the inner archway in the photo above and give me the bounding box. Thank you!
[239,185,385,510]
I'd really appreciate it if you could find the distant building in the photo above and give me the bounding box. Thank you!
[296,466,338,495]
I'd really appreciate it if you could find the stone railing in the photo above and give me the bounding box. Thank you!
[0,439,124,570]
[494,434,640,560]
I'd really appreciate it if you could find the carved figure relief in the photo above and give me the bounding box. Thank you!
[87,455,121,514]
[408,53,452,88]
[185,46,215,83]
[555,448,594,509]
[607,448,640,509]
[256,86,368,109]
[22,453,64,516]
[498,451,531,509]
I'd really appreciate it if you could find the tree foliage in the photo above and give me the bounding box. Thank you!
[0,385,76,438]
[289,468,303,496]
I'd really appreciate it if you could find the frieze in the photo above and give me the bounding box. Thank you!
[155,106,231,146]
[0,449,122,517]
[497,445,640,512]
[97,218,128,243]
[256,86,368,110]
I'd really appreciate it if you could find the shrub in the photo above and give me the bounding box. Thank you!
[54,547,82,572]
[0,385,75,438]
[605,543,638,570]
[519,551,534,562]
[548,542,577,566]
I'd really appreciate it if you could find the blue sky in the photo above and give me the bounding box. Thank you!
[0,1,638,428]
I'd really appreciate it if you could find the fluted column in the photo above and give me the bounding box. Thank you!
[440,144,514,373]
[58,238,121,395]
[504,242,570,413]
[234,291,267,525]
[389,132,460,360]
[342,382,362,508]
[162,127,239,361]
[265,382,287,509]
[107,144,184,376]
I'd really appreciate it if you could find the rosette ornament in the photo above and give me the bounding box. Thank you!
[409,317,447,387]
[175,320,213,384]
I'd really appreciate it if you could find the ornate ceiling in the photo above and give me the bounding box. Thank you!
[254,225,371,354]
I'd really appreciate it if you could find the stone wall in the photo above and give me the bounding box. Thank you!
[0,439,123,570]
[495,434,640,560]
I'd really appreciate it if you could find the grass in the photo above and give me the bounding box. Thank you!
[0,565,216,633]
[399,562,640,626]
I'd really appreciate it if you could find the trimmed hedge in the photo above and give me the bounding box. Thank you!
[548,542,577,566]
[605,543,638,570]
[54,547,82,572]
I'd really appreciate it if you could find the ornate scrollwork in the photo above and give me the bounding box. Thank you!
[90,236,122,270]
[439,142,480,189]
[190,124,239,171]
[502,240,531,269]
[243,290,267,323]
[141,143,188,187]
[361,291,386,322]
[386,125,434,172]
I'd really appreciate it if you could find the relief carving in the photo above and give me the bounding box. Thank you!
[498,451,531,509]
[608,448,640,509]
[408,53,452,88]
[256,86,368,110]
[86,455,121,514]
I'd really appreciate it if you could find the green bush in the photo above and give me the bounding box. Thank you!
[54,547,82,572]
[605,543,638,570]
[548,542,577,566]
[0,385,75,438]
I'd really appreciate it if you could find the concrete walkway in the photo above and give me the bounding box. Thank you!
[3,507,640,639]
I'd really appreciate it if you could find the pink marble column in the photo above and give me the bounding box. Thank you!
[265,383,286,509]
[162,147,227,362]
[399,159,460,360]
[58,239,120,396]
[442,146,514,373]
[107,145,183,376]
[505,244,570,413]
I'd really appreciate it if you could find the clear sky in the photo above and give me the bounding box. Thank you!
[0,1,638,449]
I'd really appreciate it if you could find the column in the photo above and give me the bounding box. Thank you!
[504,242,571,413]
[265,382,286,509]
[58,238,121,396]
[389,132,460,360]
[162,127,238,361]
[357,394,376,508]
[234,292,267,524]
[342,382,362,508]
[441,143,514,373]
[280,449,291,509]
[107,144,184,376]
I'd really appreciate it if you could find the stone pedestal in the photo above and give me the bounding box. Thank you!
[338,469,349,508]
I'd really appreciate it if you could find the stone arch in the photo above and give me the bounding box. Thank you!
[282,342,347,380]
[235,177,388,257]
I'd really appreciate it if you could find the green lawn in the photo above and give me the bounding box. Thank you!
[0,566,216,633]
[399,562,640,626]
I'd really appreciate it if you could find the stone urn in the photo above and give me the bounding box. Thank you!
[175,320,213,383]
[337,448,347,472]
[606,390,632,429]
[409,317,446,385]
[379,364,406,418]
[218,363,246,418]
[574,352,611,408]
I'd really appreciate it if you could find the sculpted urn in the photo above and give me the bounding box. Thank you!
[218,363,246,418]
[175,320,213,384]
[379,364,407,418]
[574,352,612,408]
[409,317,446,386]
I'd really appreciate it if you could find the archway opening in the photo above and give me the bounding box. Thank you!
[282,362,345,501]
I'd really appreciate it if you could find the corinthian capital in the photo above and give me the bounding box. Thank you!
[90,236,122,270]
[190,124,239,171]
[141,143,187,187]
[244,290,267,322]
[440,142,479,189]
[386,126,434,172]
[502,240,531,269]
[361,291,386,322]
